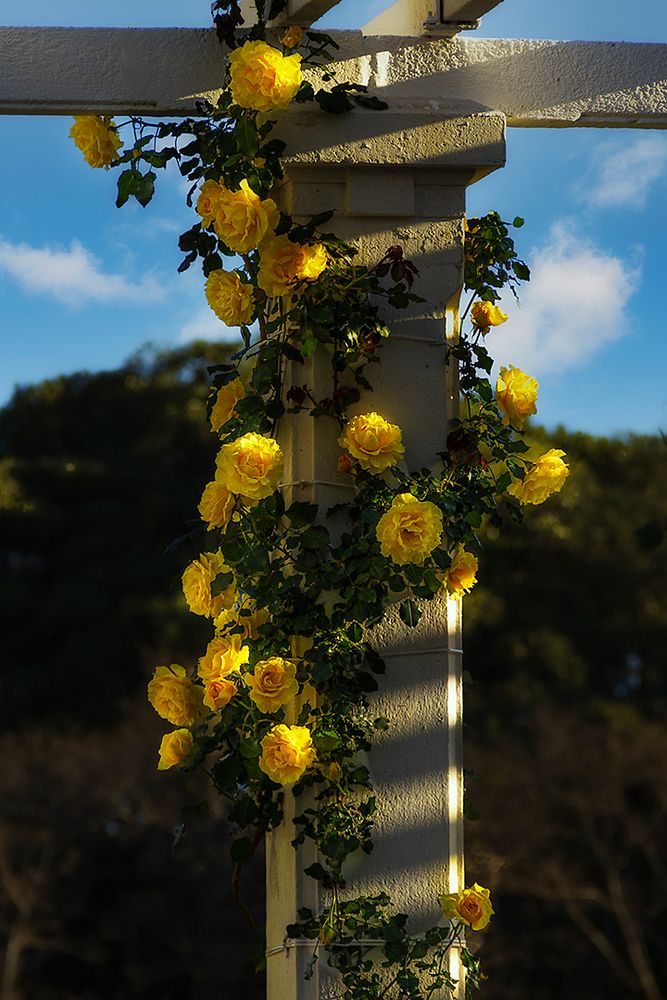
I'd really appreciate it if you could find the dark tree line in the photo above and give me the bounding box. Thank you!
[1,344,665,998]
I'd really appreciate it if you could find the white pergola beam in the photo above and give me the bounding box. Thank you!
[444,0,504,21]
[1,28,667,128]
[363,0,504,37]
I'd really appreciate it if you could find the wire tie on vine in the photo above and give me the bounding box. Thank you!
[266,937,386,957]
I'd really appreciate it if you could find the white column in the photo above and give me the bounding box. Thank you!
[265,110,505,999]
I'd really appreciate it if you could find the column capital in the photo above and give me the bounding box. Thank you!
[278,106,505,183]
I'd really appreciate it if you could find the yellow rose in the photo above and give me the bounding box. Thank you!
[215,432,283,502]
[157,729,194,771]
[229,40,302,112]
[203,677,237,712]
[214,595,270,640]
[210,377,245,433]
[198,481,235,531]
[213,179,279,253]
[148,664,204,727]
[496,366,538,428]
[258,236,328,298]
[508,448,569,505]
[182,551,236,618]
[259,724,316,784]
[471,301,508,333]
[205,270,255,326]
[339,412,405,474]
[441,545,478,599]
[69,115,122,168]
[376,493,443,565]
[198,634,249,681]
[246,656,299,713]
[439,884,494,931]
[196,178,223,227]
[281,26,303,49]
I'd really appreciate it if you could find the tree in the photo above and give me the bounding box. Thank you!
[0,341,236,728]
[464,427,667,998]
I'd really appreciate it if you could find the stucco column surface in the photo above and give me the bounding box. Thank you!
[265,109,505,1000]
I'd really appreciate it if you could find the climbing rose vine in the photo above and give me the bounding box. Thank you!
[70,3,568,995]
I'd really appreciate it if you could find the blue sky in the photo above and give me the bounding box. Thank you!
[1,0,667,435]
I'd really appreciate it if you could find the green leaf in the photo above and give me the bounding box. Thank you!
[346,622,363,642]
[134,171,156,207]
[304,862,329,881]
[115,169,137,208]
[512,216,525,228]
[496,471,512,493]
[287,501,318,527]
[294,81,316,104]
[240,738,260,759]
[315,89,354,115]
[399,599,421,628]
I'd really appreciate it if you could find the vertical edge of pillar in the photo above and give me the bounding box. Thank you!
[446,596,465,996]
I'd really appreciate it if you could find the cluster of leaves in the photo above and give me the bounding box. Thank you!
[289,896,482,999]
[95,3,534,994]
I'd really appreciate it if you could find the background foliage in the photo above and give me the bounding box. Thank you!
[1,343,665,999]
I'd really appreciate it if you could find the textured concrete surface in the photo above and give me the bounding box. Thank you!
[264,130,496,996]
[1,27,667,128]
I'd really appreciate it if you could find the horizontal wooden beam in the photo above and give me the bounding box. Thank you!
[0,27,666,129]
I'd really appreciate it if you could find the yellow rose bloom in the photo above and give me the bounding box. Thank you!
[496,366,538,428]
[376,493,443,565]
[281,26,303,48]
[508,448,569,505]
[157,729,194,771]
[214,595,270,640]
[210,377,245,433]
[258,235,328,298]
[471,301,508,333]
[69,115,122,168]
[198,481,235,531]
[339,412,405,474]
[441,545,478,599]
[203,677,237,712]
[259,724,316,784]
[215,432,283,502]
[198,634,250,682]
[246,657,299,713]
[182,551,236,618]
[196,178,223,227]
[229,40,302,112]
[205,270,255,326]
[213,179,279,254]
[439,884,494,931]
[148,664,204,727]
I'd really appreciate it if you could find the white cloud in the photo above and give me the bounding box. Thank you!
[178,306,240,344]
[494,224,640,376]
[0,236,164,307]
[580,135,667,209]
